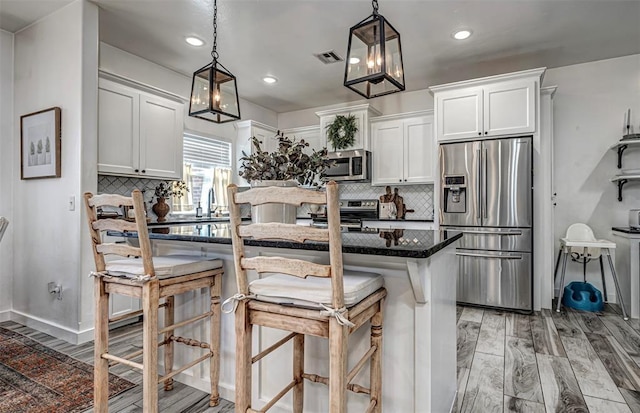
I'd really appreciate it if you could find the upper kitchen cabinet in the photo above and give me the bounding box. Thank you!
[316,104,381,151]
[234,120,277,186]
[371,111,435,186]
[431,68,545,142]
[98,78,184,180]
[281,125,324,153]
[236,120,278,153]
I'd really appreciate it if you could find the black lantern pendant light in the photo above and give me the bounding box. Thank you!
[344,0,405,99]
[189,0,241,123]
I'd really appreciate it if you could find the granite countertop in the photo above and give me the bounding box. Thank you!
[146,216,248,226]
[612,227,640,234]
[113,223,461,259]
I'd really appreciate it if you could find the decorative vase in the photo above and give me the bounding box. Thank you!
[251,180,298,224]
[152,197,170,222]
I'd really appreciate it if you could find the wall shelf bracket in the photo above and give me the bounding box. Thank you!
[617,179,628,202]
[617,144,628,169]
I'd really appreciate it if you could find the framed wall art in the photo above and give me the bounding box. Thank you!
[20,107,61,179]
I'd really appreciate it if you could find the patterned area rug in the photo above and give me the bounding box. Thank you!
[0,326,134,413]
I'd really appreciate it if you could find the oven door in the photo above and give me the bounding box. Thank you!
[456,249,532,311]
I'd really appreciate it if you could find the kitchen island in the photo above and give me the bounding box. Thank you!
[114,224,461,413]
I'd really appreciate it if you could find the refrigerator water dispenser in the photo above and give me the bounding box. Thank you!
[443,175,467,213]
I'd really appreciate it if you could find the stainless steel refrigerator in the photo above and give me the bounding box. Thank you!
[440,136,532,311]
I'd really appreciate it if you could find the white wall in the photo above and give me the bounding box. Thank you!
[12,0,98,342]
[0,30,14,319]
[544,54,640,307]
[277,89,433,129]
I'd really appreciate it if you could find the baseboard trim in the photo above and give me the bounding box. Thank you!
[170,371,235,405]
[0,310,10,322]
[9,310,93,345]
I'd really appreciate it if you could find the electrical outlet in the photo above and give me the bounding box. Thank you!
[69,196,75,211]
[48,282,63,300]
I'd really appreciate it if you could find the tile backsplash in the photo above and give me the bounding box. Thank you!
[98,175,167,219]
[341,182,434,219]
[298,182,434,219]
[99,175,434,220]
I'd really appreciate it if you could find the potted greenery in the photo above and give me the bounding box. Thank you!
[36,139,44,165]
[152,180,188,222]
[29,142,35,166]
[239,131,333,223]
[45,137,51,164]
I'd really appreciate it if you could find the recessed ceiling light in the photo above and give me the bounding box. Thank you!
[349,57,360,64]
[185,36,205,46]
[453,30,472,40]
[263,76,278,84]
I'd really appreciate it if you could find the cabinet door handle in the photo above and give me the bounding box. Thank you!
[404,179,407,182]
[478,132,481,136]
[134,169,139,172]
[484,131,488,135]
[141,170,146,173]
[399,179,402,182]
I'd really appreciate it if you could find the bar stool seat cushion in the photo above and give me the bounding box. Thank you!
[105,255,223,280]
[249,270,384,308]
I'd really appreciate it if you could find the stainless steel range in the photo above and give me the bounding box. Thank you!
[312,199,379,232]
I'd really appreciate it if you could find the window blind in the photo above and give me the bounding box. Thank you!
[183,133,231,169]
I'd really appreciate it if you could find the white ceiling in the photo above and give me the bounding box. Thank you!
[2,0,640,113]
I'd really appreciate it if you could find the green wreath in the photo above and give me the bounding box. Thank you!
[326,114,358,151]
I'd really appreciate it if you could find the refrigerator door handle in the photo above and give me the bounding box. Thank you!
[476,148,481,219]
[456,251,523,260]
[451,229,523,236]
[483,147,488,219]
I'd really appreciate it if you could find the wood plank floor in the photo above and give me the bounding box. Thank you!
[456,303,640,413]
[2,303,640,412]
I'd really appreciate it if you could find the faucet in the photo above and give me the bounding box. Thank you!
[207,187,216,217]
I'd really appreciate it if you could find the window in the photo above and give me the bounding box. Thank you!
[173,132,232,215]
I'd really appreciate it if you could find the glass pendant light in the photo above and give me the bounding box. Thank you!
[344,0,405,99]
[189,0,241,123]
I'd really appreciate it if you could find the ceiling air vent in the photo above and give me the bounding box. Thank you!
[314,50,344,64]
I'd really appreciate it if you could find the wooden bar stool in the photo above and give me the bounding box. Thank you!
[554,223,629,319]
[226,181,387,413]
[84,190,224,412]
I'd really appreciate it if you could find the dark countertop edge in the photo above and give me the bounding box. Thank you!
[114,230,463,259]
[612,227,640,234]
[147,217,249,226]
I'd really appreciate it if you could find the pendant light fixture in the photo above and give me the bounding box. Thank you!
[344,0,405,99]
[189,0,241,123]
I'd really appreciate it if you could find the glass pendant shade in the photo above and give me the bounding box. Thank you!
[189,61,241,123]
[344,14,405,99]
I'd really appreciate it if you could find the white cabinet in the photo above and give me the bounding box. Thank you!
[98,78,184,180]
[234,120,278,186]
[431,68,544,142]
[371,112,435,186]
[282,125,324,153]
[316,104,381,151]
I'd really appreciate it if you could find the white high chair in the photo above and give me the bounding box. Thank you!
[0,217,8,243]
[554,223,628,319]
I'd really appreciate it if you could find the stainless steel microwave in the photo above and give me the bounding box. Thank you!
[324,149,370,182]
